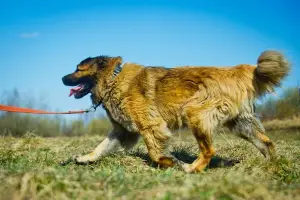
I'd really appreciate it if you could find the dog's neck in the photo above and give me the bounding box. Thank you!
[91,63,123,106]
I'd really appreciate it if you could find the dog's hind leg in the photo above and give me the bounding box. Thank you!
[73,128,140,164]
[226,114,275,160]
[182,100,232,173]
[182,117,216,173]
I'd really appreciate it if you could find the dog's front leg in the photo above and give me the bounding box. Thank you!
[60,124,140,166]
[73,127,140,165]
[74,131,122,164]
[59,129,124,166]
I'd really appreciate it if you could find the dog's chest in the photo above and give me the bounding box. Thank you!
[103,99,139,133]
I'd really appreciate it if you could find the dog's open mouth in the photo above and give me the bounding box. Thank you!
[69,83,91,99]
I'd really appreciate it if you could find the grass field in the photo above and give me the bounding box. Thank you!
[1,128,300,200]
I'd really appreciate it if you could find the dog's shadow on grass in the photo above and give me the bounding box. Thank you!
[131,148,240,169]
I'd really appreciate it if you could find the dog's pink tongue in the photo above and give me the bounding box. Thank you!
[69,84,83,97]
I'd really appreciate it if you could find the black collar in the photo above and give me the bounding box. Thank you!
[112,64,122,79]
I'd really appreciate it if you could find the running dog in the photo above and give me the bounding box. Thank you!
[62,50,290,173]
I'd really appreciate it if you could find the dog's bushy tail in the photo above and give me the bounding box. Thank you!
[254,50,290,96]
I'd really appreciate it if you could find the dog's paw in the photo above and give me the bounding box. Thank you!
[73,154,95,165]
[182,163,194,173]
[60,154,97,166]
[59,155,88,166]
[182,163,208,173]
[73,155,87,165]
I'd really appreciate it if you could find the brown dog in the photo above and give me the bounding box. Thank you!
[62,50,290,173]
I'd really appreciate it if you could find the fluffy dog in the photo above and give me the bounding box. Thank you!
[62,50,290,173]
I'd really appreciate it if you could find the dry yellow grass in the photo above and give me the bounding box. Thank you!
[262,116,300,131]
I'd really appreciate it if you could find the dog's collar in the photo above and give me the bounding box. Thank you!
[112,64,122,79]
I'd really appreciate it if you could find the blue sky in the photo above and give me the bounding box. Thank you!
[0,0,299,119]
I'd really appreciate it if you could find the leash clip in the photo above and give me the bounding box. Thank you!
[85,105,96,113]
[85,103,100,113]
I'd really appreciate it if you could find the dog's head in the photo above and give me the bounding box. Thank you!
[62,55,122,99]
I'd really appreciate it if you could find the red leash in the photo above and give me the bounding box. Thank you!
[0,104,92,114]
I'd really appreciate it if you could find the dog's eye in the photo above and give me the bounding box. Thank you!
[77,65,90,71]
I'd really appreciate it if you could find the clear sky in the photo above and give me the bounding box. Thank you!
[0,0,299,119]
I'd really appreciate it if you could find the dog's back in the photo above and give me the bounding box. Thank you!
[112,51,289,133]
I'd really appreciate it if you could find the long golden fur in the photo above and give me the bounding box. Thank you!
[62,50,290,173]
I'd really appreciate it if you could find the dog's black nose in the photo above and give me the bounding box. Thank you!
[62,74,80,86]
[62,76,68,85]
[62,75,74,86]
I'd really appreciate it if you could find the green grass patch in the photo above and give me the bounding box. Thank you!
[1,131,300,200]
